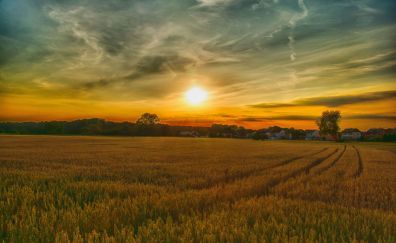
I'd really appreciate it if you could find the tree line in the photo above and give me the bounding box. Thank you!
[0,114,210,137]
[0,112,395,141]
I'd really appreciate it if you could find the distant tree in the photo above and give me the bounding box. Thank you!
[136,113,160,126]
[251,130,268,140]
[267,126,282,133]
[135,113,160,136]
[383,134,396,142]
[208,124,251,138]
[288,127,306,140]
[316,110,341,140]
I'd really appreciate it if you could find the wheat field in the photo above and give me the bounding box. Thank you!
[0,135,395,242]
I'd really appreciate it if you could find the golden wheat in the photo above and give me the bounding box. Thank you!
[0,136,395,242]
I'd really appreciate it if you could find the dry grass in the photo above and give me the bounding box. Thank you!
[0,135,395,242]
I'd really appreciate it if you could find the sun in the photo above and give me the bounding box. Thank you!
[185,86,208,105]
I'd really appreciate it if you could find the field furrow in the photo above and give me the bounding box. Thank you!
[315,145,347,175]
[267,147,330,170]
[353,145,364,178]
[189,146,331,189]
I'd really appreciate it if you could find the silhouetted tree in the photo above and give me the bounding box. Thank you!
[316,110,341,140]
[136,113,160,126]
[135,113,160,136]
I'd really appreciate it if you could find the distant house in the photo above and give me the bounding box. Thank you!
[276,130,287,139]
[341,128,361,141]
[305,130,320,140]
[266,130,289,140]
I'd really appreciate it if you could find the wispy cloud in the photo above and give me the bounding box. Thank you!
[346,114,396,121]
[195,0,235,7]
[288,0,308,62]
[235,115,315,122]
[250,90,396,108]
[219,113,396,123]
[47,6,104,66]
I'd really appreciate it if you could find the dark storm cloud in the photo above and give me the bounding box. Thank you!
[250,90,396,108]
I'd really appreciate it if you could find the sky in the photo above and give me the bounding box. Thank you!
[0,0,395,129]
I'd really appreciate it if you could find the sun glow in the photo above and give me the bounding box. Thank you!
[185,86,208,105]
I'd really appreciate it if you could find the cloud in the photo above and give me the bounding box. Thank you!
[231,113,396,124]
[47,6,104,64]
[346,114,396,121]
[128,55,196,79]
[288,0,309,62]
[82,79,112,90]
[355,2,382,14]
[235,117,268,122]
[196,0,235,7]
[235,115,315,122]
[81,54,196,91]
[250,90,396,108]
[270,115,315,120]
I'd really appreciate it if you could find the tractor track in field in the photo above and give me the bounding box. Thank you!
[259,147,339,195]
[190,147,330,189]
[352,146,364,178]
[315,145,347,175]
[265,147,330,170]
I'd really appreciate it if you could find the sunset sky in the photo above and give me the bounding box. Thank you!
[0,0,395,129]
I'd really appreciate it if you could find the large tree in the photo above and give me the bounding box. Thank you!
[136,113,160,126]
[316,110,341,140]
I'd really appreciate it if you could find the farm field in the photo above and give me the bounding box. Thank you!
[0,135,395,242]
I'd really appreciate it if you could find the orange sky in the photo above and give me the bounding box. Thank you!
[1,91,395,130]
